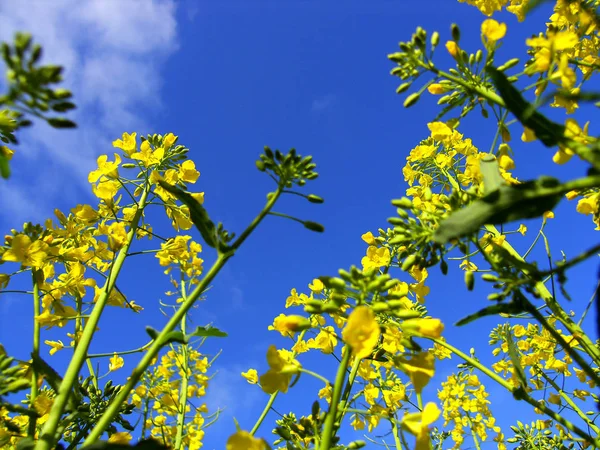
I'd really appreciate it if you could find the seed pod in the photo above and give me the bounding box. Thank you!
[401,254,419,272]
[465,270,475,291]
[451,23,460,42]
[497,58,520,72]
[391,197,413,209]
[403,92,421,108]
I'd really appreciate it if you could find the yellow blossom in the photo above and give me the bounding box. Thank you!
[445,41,459,57]
[109,353,124,372]
[481,19,507,42]
[361,246,391,271]
[427,84,448,95]
[361,231,376,245]
[179,160,200,183]
[108,432,133,444]
[241,369,259,384]
[2,234,48,268]
[44,340,65,355]
[308,278,324,294]
[401,402,441,450]
[88,153,121,183]
[112,132,137,157]
[342,306,381,359]
[226,431,268,450]
[131,140,164,167]
[268,314,311,337]
[163,132,177,150]
[402,318,444,338]
[259,345,300,394]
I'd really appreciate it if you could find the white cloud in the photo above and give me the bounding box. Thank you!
[311,93,335,112]
[0,0,179,225]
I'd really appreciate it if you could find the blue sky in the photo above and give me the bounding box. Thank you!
[1,1,599,448]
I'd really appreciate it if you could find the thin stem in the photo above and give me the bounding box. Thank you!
[28,270,41,437]
[430,337,599,446]
[319,345,352,450]
[35,187,151,450]
[174,282,190,450]
[84,186,284,445]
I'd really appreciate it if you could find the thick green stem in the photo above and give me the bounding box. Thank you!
[28,270,41,437]
[430,337,599,446]
[249,329,309,436]
[174,283,190,450]
[83,187,284,445]
[486,225,600,370]
[250,393,278,436]
[319,346,352,450]
[35,187,151,450]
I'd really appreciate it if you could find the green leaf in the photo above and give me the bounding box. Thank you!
[486,66,565,147]
[157,180,217,248]
[433,177,562,244]
[145,325,227,346]
[456,301,528,326]
[480,155,505,195]
[0,153,10,178]
[185,325,227,341]
[505,329,528,387]
[47,117,77,128]
[83,438,171,450]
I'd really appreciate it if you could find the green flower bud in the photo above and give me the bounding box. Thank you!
[396,82,411,94]
[403,92,421,108]
[431,31,440,47]
[497,58,520,72]
[391,197,413,209]
[401,254,419,272]
[451,23,460,42]
[303,221,324,232]
[465,270,475,291]
[307,194,324,204]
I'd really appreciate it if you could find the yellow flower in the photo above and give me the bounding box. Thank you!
[397,352,435,394]
[342,306,380,359]
[92,179,121,201]
[517,224,527,236]
[108,432,132,444]
[401,402,441,450]
[306,327,338,354]
[428,121,453,142]
[402,318,444,338]
[259,345,300,394]
[268,314,312,337]
[178,160,200,183]
[481,19,506,42]
[112,132,137,157]
[576,196,598,215]
[2,234,48,268]
[241,369,259,384]
[131,140,164,167]
[109,353,124,372]
[226,431,268,450]
[361,231,376,245]
[308,278,324,294]
[44,340,65,355]
[445,41,459,57]
[427,84,448,95]
[543,211,555,219]
[88,153,122,183]
[361,246,391,272]
[163,132,177,150]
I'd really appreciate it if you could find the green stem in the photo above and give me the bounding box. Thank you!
[319,345,352,450]
[28,270,41,437]
[249,329,309,436]
[250,393,278,436]
[430,337,599,446]
[83,186,284,445]
[536,367,600,435]
[486,225,600,372]
[174,282,190,450]
[35,187,151,450]
[298,368,331,386]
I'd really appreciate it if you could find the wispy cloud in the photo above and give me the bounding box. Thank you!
[0,0,179,225]
[311,93,335,112]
